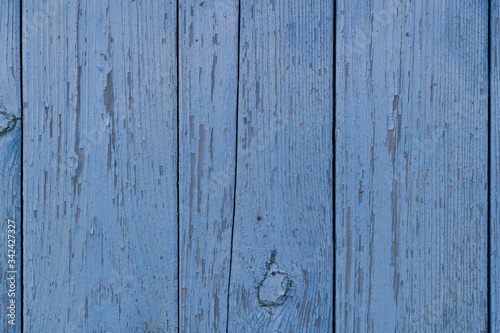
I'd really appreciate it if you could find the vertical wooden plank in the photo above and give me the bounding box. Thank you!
[22,1,178,331]
[0,1,21,332]
[491,1,500,331]
[227,1,334,331]
[337,0,488,331]
[178,0,239,331]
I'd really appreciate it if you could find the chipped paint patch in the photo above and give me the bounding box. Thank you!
[257,250,293,307]
[0,110,20,136]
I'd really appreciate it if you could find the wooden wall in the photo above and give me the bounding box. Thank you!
[0,0,496,331]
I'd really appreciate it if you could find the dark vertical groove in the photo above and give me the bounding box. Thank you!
[488,0,492,332]
[19,0,24,331]
[176,0,180,331]
[226,0,241,331]
[332,0,336,331]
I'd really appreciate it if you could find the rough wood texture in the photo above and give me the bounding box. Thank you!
[336,0,489,331]
[14,1,499,331]
[227,1,334,331]
[178,0,238,331]
[492,1,500,331]
[22,1,178,331]
[0,1,21,332]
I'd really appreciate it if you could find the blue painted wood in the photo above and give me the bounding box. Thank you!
[14,1,496,330]
[336,0,489,331]
[178,0,239,331]
[0,1,21,332]
[227,0,334,331]
[491,1,500,331]
[22,1,178,331]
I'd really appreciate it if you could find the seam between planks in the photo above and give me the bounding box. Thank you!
[488,0,492,331]
[333,0,336,331]
[226,0,242,331]
[19,0,24,331]
[176,0,180,331]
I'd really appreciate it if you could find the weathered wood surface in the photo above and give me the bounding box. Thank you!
[22,1,178,331]
[492,1,500,331]
[227,0,334,331]
[7,0,500,331]
[0,1,21,332]
[178,0,238,331]
[336,0,489,331]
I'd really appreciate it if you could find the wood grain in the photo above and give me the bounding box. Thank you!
[22,1,178,331]
[178,0,239,331]
[14,1,497,330]
[0,1,21,332]
[491,1,500,331]
[336,0,489,331]
[227,0,334,331]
